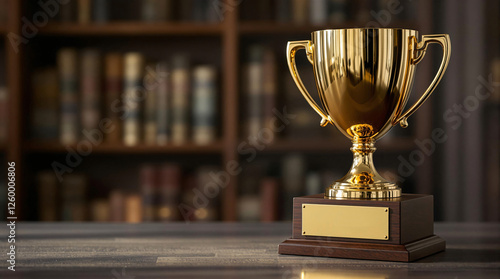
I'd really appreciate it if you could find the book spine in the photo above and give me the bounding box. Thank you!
[124,193,143,223]
[89,199,110,222]
[329,0,347,23]
[58,48,79,145]
[171,55,190,145]
[192,0,207,22]
[77,0,92,24]
[158,164,182,221]
[123,52,144,146]
[59,0,76,22]
[140,165,157,221]
[192,65,217,145]
[260,177,279,222]
[36,171,59,221]
[193,166,219,221]
[156,62,170,145]
[80,49,101,133]
[144,63,158,145]
[275,0,291,22]
[109,190,125,222]
[305,171,321,196]
[31,69,59,140]
[310,0,328,25]
[93,0,109,22]
[281,154,305,220]
[104,53,123,144]
[0,87,7,143]
[245,46,264,138]
[61,174,87,221]
[262,49,277,140]
[292,0,309,24]
[141,0,169,22]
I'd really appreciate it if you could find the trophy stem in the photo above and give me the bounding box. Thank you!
[325,139,401,199]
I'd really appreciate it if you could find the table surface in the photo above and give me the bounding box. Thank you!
[1,222,499,279]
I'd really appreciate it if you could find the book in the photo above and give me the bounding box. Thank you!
[192,0,208,22]
[93,0,109,22]
[31,69,58,140]
[276,0,292,22]
[281,154,306,220]
[305,171,322,195]
[156,62,170,145]
[238,195,260,222]
[80,49,101,134]
[36,171,59,221]
[329,0,347,23]
[193,166,219,221]
[292,0,309,24]
[262,48,277,140]
[310,0,328,25]
[260,177,279,222]
[104,53,123,144]
[141,0,171,22]
[244,46,264,139]
[124,193,143,223]
[77,0,92,24]
[90,199,110,222]
[109,189,125,222]
[238,164,263,221]
[144,63,158,145]
[140,164,157,221]
[61,173,87,221]
[171,55,190,145]
[59,0,77,22]
[58,48,79,145]
[192,65,217,145]
[0,86,7,143]
[158,164,182,221]
[123,52,144,146]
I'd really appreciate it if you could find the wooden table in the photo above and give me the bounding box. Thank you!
[1,222,499,278]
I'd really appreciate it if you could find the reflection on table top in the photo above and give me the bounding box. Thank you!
[1,222,499,278]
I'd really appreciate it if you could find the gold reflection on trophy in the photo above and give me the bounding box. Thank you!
[287,28,451,198]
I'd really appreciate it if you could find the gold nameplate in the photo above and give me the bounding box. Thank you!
[302,204,389,240]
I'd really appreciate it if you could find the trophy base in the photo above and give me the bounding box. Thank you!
[325,182,401,199]
[279,235,445,262]
[278,194,445,262]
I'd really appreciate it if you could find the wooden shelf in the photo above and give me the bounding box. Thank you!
[24,141,224,154]
[239,21,420,34]
[0,25,7,34]
[263,138,415,153]
[39,22,224,36]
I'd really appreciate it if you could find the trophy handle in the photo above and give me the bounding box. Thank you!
[394,34,451,128]
[287,40,330,127]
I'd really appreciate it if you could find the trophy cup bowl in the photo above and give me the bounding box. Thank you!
[287,28,451,199]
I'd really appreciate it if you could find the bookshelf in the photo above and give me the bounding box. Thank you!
[5,0,437,222]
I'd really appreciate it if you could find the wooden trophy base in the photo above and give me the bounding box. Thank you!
[278,194,445,262]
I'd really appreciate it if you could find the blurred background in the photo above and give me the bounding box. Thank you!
[0,0,497,223]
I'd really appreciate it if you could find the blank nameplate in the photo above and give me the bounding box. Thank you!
[302,204,389,240]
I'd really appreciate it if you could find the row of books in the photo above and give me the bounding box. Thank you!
[36,164,221,222]
[50,0,219,23]
[32,49,218,146]
[243,44,336,140]
[238,154,401,221]
[240,0,416,24]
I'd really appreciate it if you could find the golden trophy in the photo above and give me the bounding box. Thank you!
[279,28,451,262]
